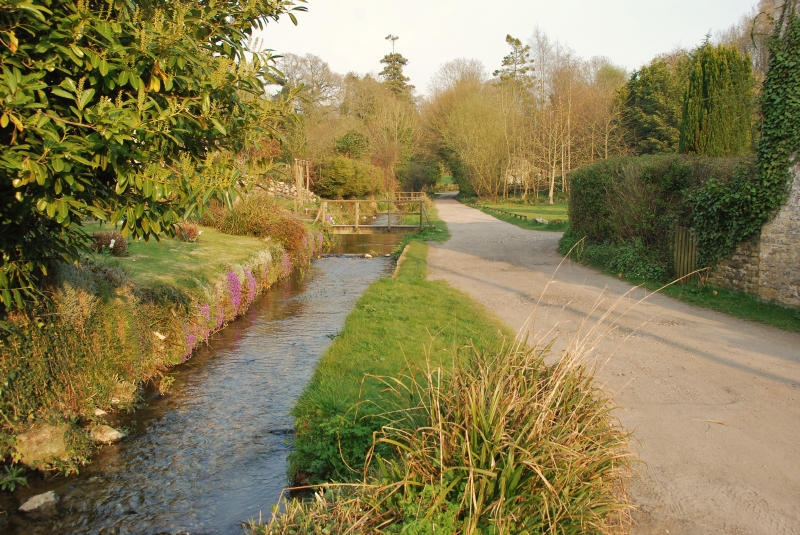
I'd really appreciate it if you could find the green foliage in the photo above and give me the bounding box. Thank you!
[567,7,799,275]
[289,243,511,483]
[0,464,28,491]
[333,130,370,159]
[202,192,316,264]
[379,52,412,95]
[679,42,755,156]
[619,56,687,154]
[753,0,800,229]
[314,155,384,198]
[0,0,304,307]
[564,155,752,279]
[492,34,534,89]
[397,156,440,192]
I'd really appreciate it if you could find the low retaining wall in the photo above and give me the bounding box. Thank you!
[709,163,800,308]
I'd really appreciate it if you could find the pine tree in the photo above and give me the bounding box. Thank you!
[493,35,534,89]
[679,42,755,156]
[379,53,413,95]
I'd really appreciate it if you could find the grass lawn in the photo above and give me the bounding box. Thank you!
[439,175,454,185]
[482,201,569,220]
[290,241,513,482]
[81,221,270,289]
[472,201,570,232]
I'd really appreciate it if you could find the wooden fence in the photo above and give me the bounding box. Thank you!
[315,199,434,234]
[673,225,698,282]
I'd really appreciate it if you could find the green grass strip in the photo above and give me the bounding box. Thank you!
[290,242,513,483]
[560,239,800,334]
[471,202,570,232]
[655,280,800,333]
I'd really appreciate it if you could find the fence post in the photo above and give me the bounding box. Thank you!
[355,201,359,232]
[322,202,327,226]
[388,200,392,230]
[419,200,423,229]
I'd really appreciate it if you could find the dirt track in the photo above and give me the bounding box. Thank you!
[428,192,800,535]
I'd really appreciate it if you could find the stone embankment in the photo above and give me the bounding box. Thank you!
[710,163,800,308]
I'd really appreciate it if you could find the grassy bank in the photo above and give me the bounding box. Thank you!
[83,222,272,288]
[392,199,450,257]
[0,199,323,474]
[290,242,513,483]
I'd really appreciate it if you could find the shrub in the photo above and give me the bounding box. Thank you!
[203,193,317,263]
[90,231,128,256]
[565,155,752,280]
[314,156,384,198]
[175,222,201,242]
[253,343,632,534]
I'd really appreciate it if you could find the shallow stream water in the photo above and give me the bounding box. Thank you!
[3,234,398,534]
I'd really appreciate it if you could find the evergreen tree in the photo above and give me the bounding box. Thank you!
[619,56,687,154]
[379,53,413,95]
[493,35,534,89]
[679,42,755,156]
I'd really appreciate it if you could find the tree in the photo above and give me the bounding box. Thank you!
[679,41,755,156]
[277,53,343,111]
[0,0,304,307]
[619,53,688,155]
[493,35,534,88]
[379,53,413,95]
[493,35,533,199]
[334,130,370,159]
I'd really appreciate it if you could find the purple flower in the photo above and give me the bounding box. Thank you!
[227,270,242,313]
[198,302,211,323]
[281,252,291,276]
[244,269,257,307]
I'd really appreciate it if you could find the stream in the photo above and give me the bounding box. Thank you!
[3,234,400,535]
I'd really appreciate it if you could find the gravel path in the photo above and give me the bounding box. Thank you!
[428,192,800,535]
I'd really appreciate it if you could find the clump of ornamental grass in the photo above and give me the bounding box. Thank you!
[203,193,314,263]
[249,339,633,535]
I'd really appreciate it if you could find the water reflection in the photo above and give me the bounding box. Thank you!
[327,233,403,256]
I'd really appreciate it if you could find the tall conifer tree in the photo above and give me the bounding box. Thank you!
[679,42,755,156]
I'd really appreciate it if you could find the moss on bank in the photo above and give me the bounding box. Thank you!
[289,242,513,483]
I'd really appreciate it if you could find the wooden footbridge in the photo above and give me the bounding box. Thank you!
[314,193,434,234]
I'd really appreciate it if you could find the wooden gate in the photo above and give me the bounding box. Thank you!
[673,225,698,281]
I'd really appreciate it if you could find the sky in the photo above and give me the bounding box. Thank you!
[255,0,759,95]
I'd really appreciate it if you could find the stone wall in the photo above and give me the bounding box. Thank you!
[708,163,800,308]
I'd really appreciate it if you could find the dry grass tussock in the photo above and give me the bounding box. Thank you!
[249,336,634,535]
[203,192,313,263]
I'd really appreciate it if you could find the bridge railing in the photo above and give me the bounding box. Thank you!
[315,199,434,234]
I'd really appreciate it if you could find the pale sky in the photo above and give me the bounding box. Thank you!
[255,0,758,95]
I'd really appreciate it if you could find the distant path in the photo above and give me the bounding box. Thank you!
[428,192,800,535]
